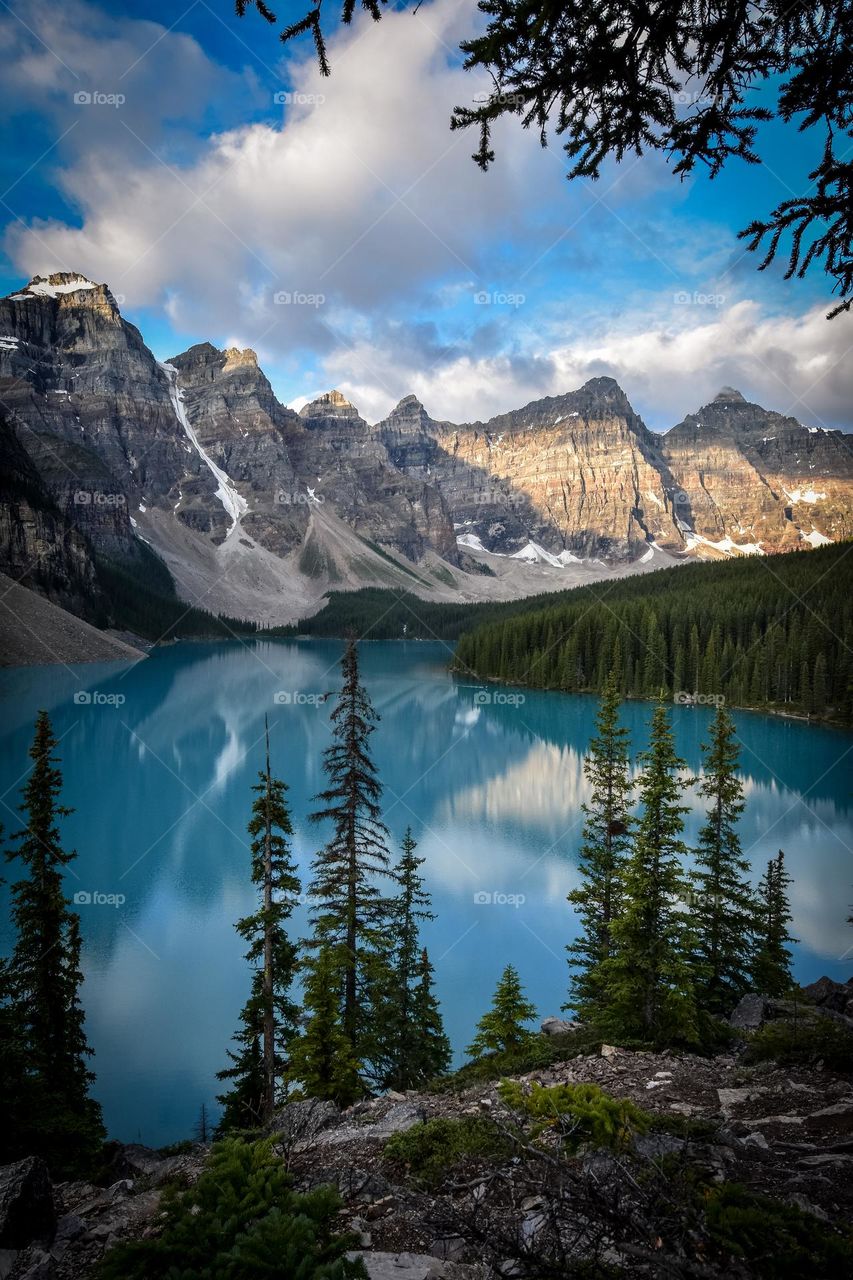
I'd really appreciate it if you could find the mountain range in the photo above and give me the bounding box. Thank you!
[1,272,851,634]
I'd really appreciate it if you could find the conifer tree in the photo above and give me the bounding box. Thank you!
[217,721,300,1130]
[752,850,796,997]
[686,706,753,1013]
[369,828,451,1088]
[307,639,393,1056]
[467,964,537,1058]
[690,706,754,1016]
[409,947,452,1081]
[286,945,362,1105]
[601,703,697,1046]
[5,712,105,1175]
[566,672,632,1019]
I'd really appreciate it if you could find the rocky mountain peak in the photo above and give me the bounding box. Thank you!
[299,389,361,420]
[223,346,258,369]
[8,272,103,302]
[712,386,747,404]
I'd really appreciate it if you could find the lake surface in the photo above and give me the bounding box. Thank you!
[1,640,851,1145]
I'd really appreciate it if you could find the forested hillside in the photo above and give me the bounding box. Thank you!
[452,543,853,723]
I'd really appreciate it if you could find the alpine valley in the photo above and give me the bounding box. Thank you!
[2,272,852,646]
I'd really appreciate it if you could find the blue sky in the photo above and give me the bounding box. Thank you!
[1,0,851,429]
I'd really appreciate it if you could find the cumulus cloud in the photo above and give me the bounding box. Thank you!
[320,299,853,430]
[4,0,851,432]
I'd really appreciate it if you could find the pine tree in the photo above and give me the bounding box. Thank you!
[467,964,537,1058]
[752,850,796,997]
[566,671,632,1019]
[286,945,362,1105]
[307,639,393,1057]
[5,712,105,1175]
[368,828,450,1089]
[217,721,300,1130]
[409,948,452,1081]
[690,707,754,1016]
[601,703,697,1046]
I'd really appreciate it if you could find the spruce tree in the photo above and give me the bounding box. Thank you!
[409,948,452,1081]
[217,721,300,1130]
[5,712,105,1175]
[467,964,537,1058]
[690,707,754,1016]
[566,672,632,1019]
[286,945,362,1105]
[307,639,392,1056]
[601,703,697,1046]
[752,850,796,997]
[369,829,451,1089]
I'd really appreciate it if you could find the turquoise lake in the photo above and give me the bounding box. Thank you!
[1,639,851,1146]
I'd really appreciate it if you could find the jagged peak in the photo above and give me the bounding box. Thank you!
[299,389,361,419]
[223,346,258,369]
[386,393,429,420]
[7,272,102,302]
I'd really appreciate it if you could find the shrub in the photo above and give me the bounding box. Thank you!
[97,1138,366,1280]
[431,1028,601,1091]
[744,1017,853,1072]
[706,1183,853,1278]
[384,1116,511,1187]
[497,1080,650,1151]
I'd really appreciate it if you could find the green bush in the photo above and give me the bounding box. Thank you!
[497,1080,650,1151]
[706,1183,853,1278]
[744,1017,853,1071]
[384,1116,510,1187]
[431,1029,601,1091]
[97,1138,366,1280]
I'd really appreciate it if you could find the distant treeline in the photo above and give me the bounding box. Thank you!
[451,543,853,724]
[267,584,620,642]
[94,544,258,641]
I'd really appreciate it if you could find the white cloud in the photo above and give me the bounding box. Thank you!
[4,0,851,432]
[317,298,853,430]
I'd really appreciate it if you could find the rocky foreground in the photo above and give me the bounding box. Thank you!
[2,984,852,1280]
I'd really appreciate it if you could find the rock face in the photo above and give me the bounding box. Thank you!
[1,271,851,632]
[375,379,686,562]
[662,387,853,553]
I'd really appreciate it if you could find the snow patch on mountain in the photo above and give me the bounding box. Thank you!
[803,529,832,547]
[684,532,764,556]
[10,275,98,300]
[785,488,826,504]
[160,361,248,534]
